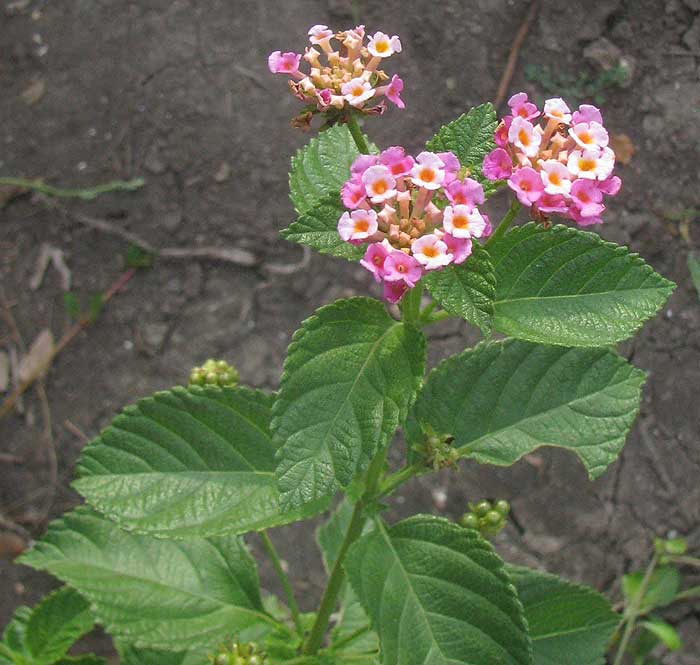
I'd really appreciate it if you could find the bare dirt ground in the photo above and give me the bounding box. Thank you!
[1,0,699,662]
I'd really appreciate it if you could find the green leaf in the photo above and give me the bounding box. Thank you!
[280,196,364,260]
[507,566,618,665]
[344,515,533,665]
[412,339,645,479]
[2,607,31,656]
[423,243,496,333]
[73,386,328,539]
[19,507,275,651]
[289,125,369,215]
[273,298,425,510]
[24,587,94,665]
[640,619,681,651]
[622,566,680,613]
[426,103,499,195]
[117,643,207,665]
[688,252,700,300]
[489,223,675,346]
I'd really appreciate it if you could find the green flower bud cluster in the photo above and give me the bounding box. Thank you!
[419,433,459,471]
[654,536,687,563]
[189,359,239,388]
[459,499,510,537]
[209,640,266,665]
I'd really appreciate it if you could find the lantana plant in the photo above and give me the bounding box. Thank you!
[6,22,677,665]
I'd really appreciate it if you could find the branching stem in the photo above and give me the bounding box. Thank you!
[485,199,521,248]
[346,112,371,155]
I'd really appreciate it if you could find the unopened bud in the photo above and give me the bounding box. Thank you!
[189,359,239,388]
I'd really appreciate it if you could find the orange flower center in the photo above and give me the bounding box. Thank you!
[372,180,388,195]
[578,158,596,172]
[354,219,369,233]
[453,215,469,229]
[518,129,530,146]
[419,168,435,182]
[375,40,389,53]
[422,246,439,258]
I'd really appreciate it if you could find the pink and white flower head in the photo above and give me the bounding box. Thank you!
[337,148,489,303]
[368,31,402,58]
[411,152,445,190]
[362,165,397,203]
[337,209,378,243]
[485,92,620,228]
[268,24,406,121]
[508,92,540,121]
[543,98,572,125]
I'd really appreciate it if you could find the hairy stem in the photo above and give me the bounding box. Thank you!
[259,530,305,638]
[346,112,371,155]
[302,450,387,655]
[613,552,660,665]
[328,623,372,651]
[0,176,144,200]
[379,463,423,498]
[485,199,521,248]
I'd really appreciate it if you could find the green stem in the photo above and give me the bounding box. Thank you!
[613,553,660,665]
[345,112,371,155]
[328,623,372,651]
[0,176,145,200]
[421,310,452,327]
[485,200,521,248]
[674,585,700,602]
[667,555,700,568]
[259,530,305,639]
[302,450,387,655]
[400,286,422,324]
[379,463,423,498]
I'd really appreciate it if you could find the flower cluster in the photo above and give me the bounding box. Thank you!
[268,25,404,126]
[483,93,621,226]
[337,148,491,303]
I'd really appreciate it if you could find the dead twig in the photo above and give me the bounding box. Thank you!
[493,0,540,109]
[64,418,90,444]
[49,201,259,267]
[0,268,138,420]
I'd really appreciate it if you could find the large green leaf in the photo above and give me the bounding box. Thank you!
[19,508,275,651]
[273,298,425,510]
[280,196,364,260]
[289,125,368,215]
[412,339,645,479]
[73,386,327,539]
[24,587,94,665]
[507,566,618,665]
[490,223,675,346]
[345,515,533,665]
[423,243,496,334]
[426,103,499,194]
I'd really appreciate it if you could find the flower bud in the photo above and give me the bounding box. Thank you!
[189,359,240,388]
[494,499,510,516]
[459,512,480,530]
[474,500,492,518]
[484,510,503,527]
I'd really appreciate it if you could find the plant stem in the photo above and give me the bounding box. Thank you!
[613,552,660,665]
[674,585,700,602]
[0,176,144,200]
[379,464,422,498]
[345,112,371,155]
[667,555,700,568]
[259,530,305,638]
[485,200,521,248]
[420,309,452,327]
[328,623,372,651]
[302,450,387,655]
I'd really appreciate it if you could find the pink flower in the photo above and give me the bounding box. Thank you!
[568,205,603,227]
[508,117,541,158]
[572,104,603,126]
[351,154,379,176]
[383,250,422,287]
[508,166,544,205]
[377,74,405,108]
[508,92,540,120]
[445,178,485,207]
[410,152,445,190]
[539,159,572,195]
[437,152,461,185]
[570,180,606,218]
[443,233,473,264]
[482,148,513,181]
[341,177,366,209]
[598,175,621,196]
[337,209,378,242]
[536,192,568,214]
[569,121,609,150]
[368,31,402,57]
[342,77,375,106]
[362,165,397,203]
[567,147,615,181]
[268,51,302,75]
[379,147,414,177]
[308,24,334,51]
[411,233,453,270]
[382,280,409,304]
[494,116,512,148]
[360,241,391,282]
[443,205,487,239]
[543,97,572,125]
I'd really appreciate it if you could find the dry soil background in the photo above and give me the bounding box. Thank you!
[1,0,699,662]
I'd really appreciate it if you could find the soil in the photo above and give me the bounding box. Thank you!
[1,0,699,662]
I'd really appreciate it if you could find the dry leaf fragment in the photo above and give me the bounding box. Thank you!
[18,328,55,383]
[20,78,46,106]
[0,531,28,560]
[0,351,8,392]
[610,133,635,165]
[29,244,72,291]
